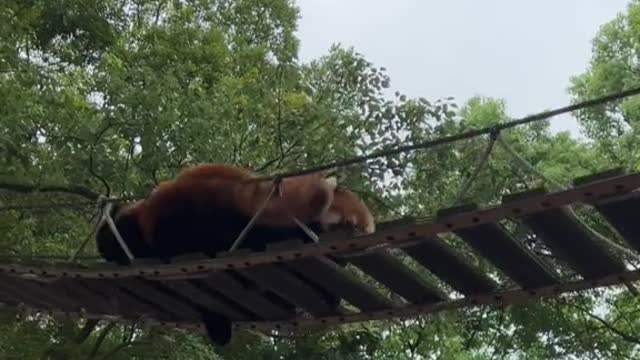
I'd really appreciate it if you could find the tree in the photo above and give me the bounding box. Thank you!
[569,0,640,170]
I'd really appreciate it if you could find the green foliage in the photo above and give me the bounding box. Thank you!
[1,0,640,359]
[570,0,640,169]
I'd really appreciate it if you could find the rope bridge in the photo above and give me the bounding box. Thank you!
[3,86,640,337]
[1,168,640,334]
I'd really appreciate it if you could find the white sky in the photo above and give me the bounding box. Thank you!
[295,0,630,136]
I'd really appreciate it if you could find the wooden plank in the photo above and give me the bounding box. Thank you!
[115,278,202,321]
[402,236,498,295]
[285,257,396,311]
[573,169,640,252]
[265,241,343,311]
[504,191,627,279]
[160,280,250,321]
[438,205,559,288]
[195,272,295,320]
[590,192,640,252]
[572,168,627,187]
[78,279,165,320]
[0,292,19,307]
[238,264,340,317]
[0,276,53,309]
[53,279,116,315]
[346,250,448,304]
[0,276,80,312]
[0,285,22,306]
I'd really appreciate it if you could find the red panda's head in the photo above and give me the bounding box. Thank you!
[319,186,375,235]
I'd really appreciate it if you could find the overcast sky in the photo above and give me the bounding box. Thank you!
[295,0,630,136]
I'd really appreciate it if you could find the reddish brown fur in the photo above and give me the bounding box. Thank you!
[173,163,338,227]
[171,163,374,232]
[175,163,254,182]
[121,164,338,250]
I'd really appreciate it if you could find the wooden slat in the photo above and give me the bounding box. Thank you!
[0,292,19,307]
[589,192,640,252]
[54,279,116,315]
[264,241,343,311]
[572,169,640,251]
[238,264,339,317]
[402,236,498,295]
[1,276,80,312]
[79,279,165,320]
[0,276,54,309]
[346,250,447,304]
[504,191,627,279]
[572,168,627,187]
[284,256,396,311]
[161,280,250,321]
[0,285,22,307]
[195,272,294,320]
[453,223,559,287]
[438,205,559,288]
[116,278,202,322]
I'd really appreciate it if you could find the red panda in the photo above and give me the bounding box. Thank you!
[94,163,375,347]
[135,170,338,257]
[96,163,375,265]
[96,164,339,263]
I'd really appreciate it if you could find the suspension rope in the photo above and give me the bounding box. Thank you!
[229,178,322,252]
[252,85,640,181]
[99,196,134,261]
[229,182,280,252]
[291,217,320,243]
[69,208,103,262]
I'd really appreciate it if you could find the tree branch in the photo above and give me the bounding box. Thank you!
[75,319,101,344]
[87,321,117,359]
[568,302,640,346]
[0,181,100,200]
[275,64,285,159]
[254,139,302,173]
[88,122,115,197]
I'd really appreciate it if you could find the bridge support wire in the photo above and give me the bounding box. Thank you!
[452,130,499,205]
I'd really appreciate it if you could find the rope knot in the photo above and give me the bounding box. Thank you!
[489,126,501,140]
[96,194,109,209]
